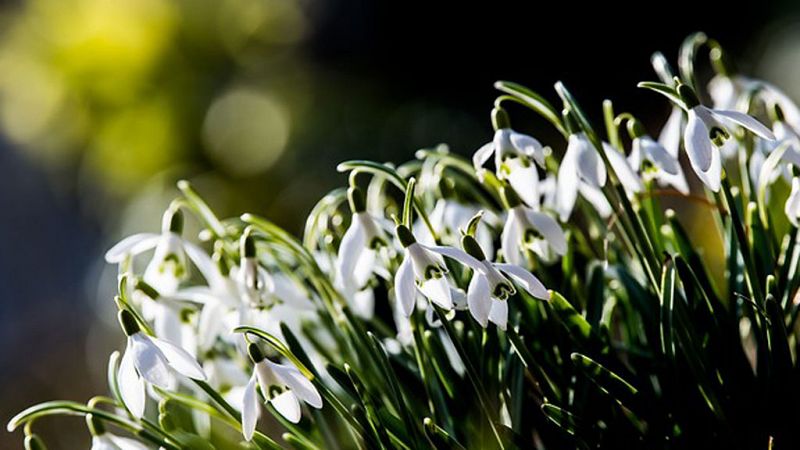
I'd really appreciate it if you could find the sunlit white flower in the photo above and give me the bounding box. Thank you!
[105,208,214,295]
[117,310,207,418]
[501,187,567,266]
[241,343,322,440]
[556,123,607,220]
[455,234,548,330]
[90,433,148,450]
[414,188,498,257]
[473,107,547,206]
[335,187,388,318]
[678,83,775,192]
[627,120,689,194]
[603,142,644,196]
[393,225,455,317]
[786,177,800,227]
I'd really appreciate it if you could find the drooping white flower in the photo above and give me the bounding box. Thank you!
[678,83,775,192]
[116,310,207,418]
[555,120,607,221]
[627,119,689,194]
[241,343,322,440]
[393,225,455,317]
[105,208,214,295]
[456,234,548,330]
[602,142,644,196]
[335,187,388,318]
[473,107,547,206]
[501,187,567,266]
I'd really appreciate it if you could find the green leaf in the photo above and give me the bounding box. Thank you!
[570,353,639,409]
[423,418,467,450]
[549,290,594,347]
[659,257,677,359]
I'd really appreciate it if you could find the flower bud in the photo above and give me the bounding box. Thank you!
[347,187,366,213]
[162,208,184,235]
[395,225,416,248]
[247,342,265,363]
[241,229,256,259]
[461,235,486,261]
[677,83,700,109]
[86,413,105,436]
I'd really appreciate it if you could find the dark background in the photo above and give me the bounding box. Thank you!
[2,1,798,447]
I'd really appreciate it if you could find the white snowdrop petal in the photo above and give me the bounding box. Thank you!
[395,256,416,317]
[494,263,549,300]
[578,183,612,218]
[271,391,302,424]
[488,299,509,331]
[104,233,160,263]
[336,215,366,292]
[712,109,776,140]
[242,374,259,441]
[473,141,495,170]
[694,144,722,192]
[467,273,491,327]
[573,134,606,187]
[526,211,567,255]
[556,145,580,221]
[640,137,680,175]
[183,240,217,285]
[267,361,323,408]
[685,109,713,173]
[130,334,174,389]
[91,435,117,450]
[501,214,522,266]
[506,159,540,207]
[151,336,207,380]
[118,345,146,418]
[509,131,545,166]
[420,277,453,310]
[659,107,683,159]
[603,143,643,194]
[421,244,485,272]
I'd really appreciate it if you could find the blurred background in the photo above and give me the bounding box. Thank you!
[2,0,800,447]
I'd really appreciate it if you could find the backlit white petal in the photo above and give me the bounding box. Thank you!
[488,300,508,331]
[105,233,160,263]
[494,263,549,300]
[130,333,174,389]
[510,131,545,166]
[712,109,776,140]
[242,374,259,441]
[526,211,567,255]
[467,273,491,327]
[151,336,207,380]
[685,109,713,173]
[271,391,302,423]
[118,345,146,418]
[473,141,495,170]
[395,256,416,317]
[501,213,522,265]
[603,143,642,194]
[639,137,680,175]
[108,434,150,450]
[578,183,612,218]
[694,143,722,192]
[267,361,323,408]
[556,144,580,221]
[183,240,216,285]
[505,158,540,207]
[420,277,453,310]
[573,133,606,187]
[659,107,683,159]
[421,244,485,273]
[336,215,366,292]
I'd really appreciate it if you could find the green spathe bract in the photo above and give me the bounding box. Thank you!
[9,33,800,450]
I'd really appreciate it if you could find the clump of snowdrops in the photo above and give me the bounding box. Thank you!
[10,33,800,450]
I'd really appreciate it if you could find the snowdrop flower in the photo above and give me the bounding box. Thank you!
[678,82,775,192]
[393,225,456,316]
[627,119,689,194]
[133,280,197,352]
[241,343,322,440]
[105,208,214,295]
[501,186,567,266]
[335,187,387,317]
[602,142,644,196]
[473,107,547,206]
[556,111,607,221]
[234,230,275,308]
[87,414,147,450]
[459,234,548,330]
[117,310,207,418]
